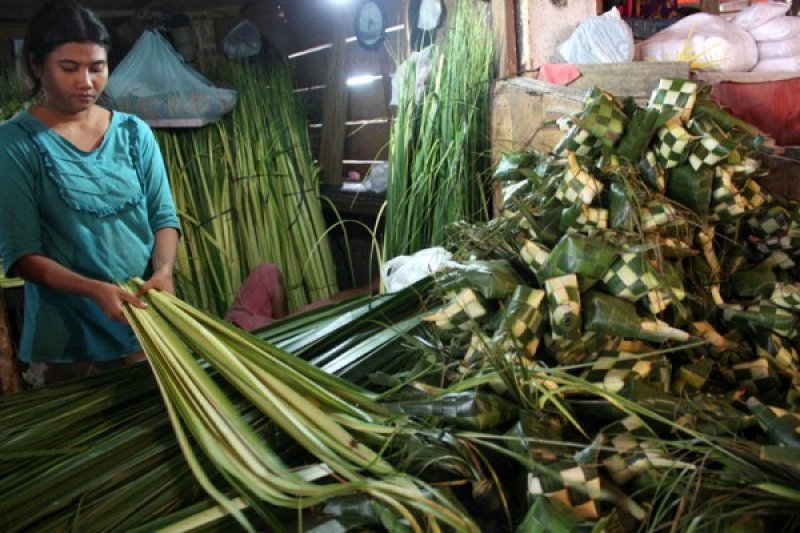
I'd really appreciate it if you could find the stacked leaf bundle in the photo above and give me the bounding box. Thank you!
[157,59,338,316]
[420,78,800,529]
[383,0,494,260]
[0,285,447,532]
[0,68,28,121]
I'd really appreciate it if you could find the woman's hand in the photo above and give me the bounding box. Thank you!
[136,269,175,297]
[89,281,147,324]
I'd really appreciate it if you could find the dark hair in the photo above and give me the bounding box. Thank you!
[23,0,111,96]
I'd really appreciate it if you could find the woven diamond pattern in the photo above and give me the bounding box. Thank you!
[641,202,678,231]
[723,301,797,337]
[520,238,550,280]
[722,358,783,402]
[603,253,661,302]
[554,123,602,157]
[711,166,748,221]
[647,78,699,120]
[741,180,768,210]
[527,463,605,519]
[771,283,800,312]
[600,415,665,485]
[495,286,546,358]
[581,89,627,147]
[748,206,790,238]
[689,135,734,171]
[555,162,604,205]
[654,118,693,169]
[581,352,655,393]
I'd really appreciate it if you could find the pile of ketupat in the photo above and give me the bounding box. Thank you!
[4,78,800,531]
[422,78,800,530]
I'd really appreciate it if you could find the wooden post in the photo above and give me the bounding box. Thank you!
[517,0,598,71]
[0,289,21,394]
[491,0,518,79]
[699,0,720,14]
[320,13,349,185]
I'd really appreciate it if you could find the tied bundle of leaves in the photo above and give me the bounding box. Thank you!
[384,0,494,260]
[156,58,338,316]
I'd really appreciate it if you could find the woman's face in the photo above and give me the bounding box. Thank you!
[34,42,108,114]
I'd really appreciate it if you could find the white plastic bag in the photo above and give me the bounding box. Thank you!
[390,45,434,106]
[418,0,443,30]
[757,35,800,59]
[557,8,634,64]
[105,30,237,128]
[640,13,758,72]
[751,56,800,72]
[223,19,262,59]
[732,1,790,30]
[749,16,800,42]
[364,162,389,193]
[381,247,453,293]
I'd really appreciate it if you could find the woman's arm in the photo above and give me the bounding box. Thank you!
[14,253,146,323]
[137,227,179,296]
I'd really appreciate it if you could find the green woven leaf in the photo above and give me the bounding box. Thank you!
[493,151,540,182]
[577,88,628,148]
[637,150,667,193]
[730,265,776,299]
[495,286,547,358]
[616,106,676,161]
[602,253,662,303]
[608,181,638,231]
[546,274,583,341]
[667,163,713,219]
[440,260,524,300]
[544,233,619,290]
[647,78,699,121]
[654,117,694,169]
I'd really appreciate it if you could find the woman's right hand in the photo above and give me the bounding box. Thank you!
[89,281,147,324]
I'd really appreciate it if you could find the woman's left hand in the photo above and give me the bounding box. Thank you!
[137,269,175,297]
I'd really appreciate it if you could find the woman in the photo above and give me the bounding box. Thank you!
[0,0,180,385]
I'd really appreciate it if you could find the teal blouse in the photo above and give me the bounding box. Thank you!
[0,110,179,363]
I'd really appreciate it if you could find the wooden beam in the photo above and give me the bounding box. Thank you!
[320,13,349,185]
[517,0,597,71]
[491,0,518,79]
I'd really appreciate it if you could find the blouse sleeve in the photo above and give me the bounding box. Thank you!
[0,128,44,276]
[133,117,181,235]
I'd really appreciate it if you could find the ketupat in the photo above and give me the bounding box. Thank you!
[6,76,800,531]
[424,77,800,527]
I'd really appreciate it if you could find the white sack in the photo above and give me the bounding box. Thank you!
[750,16,800,42]
[640,13,758,72]
[751,56,800,72]
[381,247,454,293]
[557,8,635,64]
[732,1,790,30]
[757,35,800,59]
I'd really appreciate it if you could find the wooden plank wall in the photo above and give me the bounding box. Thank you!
[284,0,406,183]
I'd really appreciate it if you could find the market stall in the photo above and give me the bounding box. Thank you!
[1,0,800,531]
